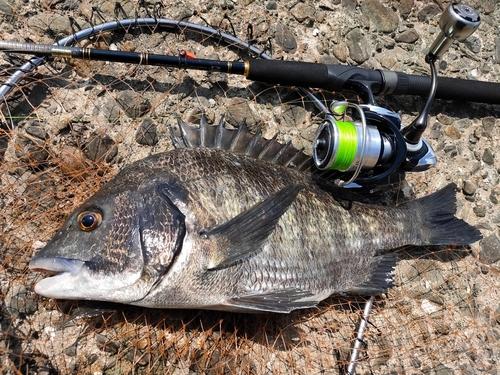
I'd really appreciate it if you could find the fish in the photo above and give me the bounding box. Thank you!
[29,115,482,313]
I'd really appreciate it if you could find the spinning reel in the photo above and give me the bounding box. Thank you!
[312,3,481,188]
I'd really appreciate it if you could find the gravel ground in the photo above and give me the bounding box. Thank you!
[1,0,500,374]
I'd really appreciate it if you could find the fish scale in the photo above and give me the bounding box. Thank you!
[29,116,482,313]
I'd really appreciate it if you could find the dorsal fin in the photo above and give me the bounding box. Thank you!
[172,113,312,172]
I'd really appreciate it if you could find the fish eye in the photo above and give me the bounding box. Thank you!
[77,211,102,232]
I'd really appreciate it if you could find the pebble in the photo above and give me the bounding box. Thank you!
[362,0,399,33]
[464,36,482,54]
[482,116,496,133]
[395,29,419,43]
[0,0,14,15]
[24,121,48,140]
[479,234,500,264]
[115,91,152,119]
[473,205,486,217]
[444,125,461,140]
[273,24,297,53]
[346,28,371,64]
[290,3,315,24]
[265,1,277,10]
[280,105,309,128]
[490,191,498,204]
[482,148,495,165]
[495,304,500,325]
[225,98,262,132]
[463,180,478,196]
[135,118,159,146]
[14,135,50,168]
[57,145,90,180]
[83,132,118,163]
[397,0,414,19]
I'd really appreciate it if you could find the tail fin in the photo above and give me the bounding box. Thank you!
[409,183,482,245]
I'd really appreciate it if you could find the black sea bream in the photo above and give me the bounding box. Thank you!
[29,116,482,313]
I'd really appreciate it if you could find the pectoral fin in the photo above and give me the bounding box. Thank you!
[201,185,303,270]
[223,289,318,313]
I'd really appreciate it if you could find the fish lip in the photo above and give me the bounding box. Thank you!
[29,257,85,275]
[29,257,86,298]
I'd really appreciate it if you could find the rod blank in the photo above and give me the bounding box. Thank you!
[0,41,246,75]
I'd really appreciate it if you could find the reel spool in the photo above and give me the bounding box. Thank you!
[312,102,406,186]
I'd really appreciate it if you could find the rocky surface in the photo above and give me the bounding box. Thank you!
[0,0,499,374]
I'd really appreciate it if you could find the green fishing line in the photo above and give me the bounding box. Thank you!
[331,121,357,171]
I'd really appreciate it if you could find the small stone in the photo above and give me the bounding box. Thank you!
[25,120,48,140]
[480,234,500,264]
[437,114,452,125]
[225,98,262,132]
[57,146,90,181]
[443,125,461,140]
[265,1,277,10]
[490,191,498,205]
[220,0,234,10]
[362,0,399,33]
[473,205,486,217]
[482,116,495,132]
[95,333,120,355]
[274,24,297,53]
[65,343,78,357]
[463,180,477,196]
[135,118,158,146]
[0,0,14,15]
[395,29,419,43]
[346,28,371,64]
[115,91,151,119]
[280,105,309,128]
[397,0,414,19]
[83,132,118,163]
[15,135,50,168]
[464,36,481,54]
[482,148,495,165]
[290,3,314,23]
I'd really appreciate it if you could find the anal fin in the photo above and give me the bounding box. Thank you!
[345,253,397,295]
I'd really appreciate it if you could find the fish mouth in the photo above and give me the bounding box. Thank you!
[29,257,85,275]
[29,257,85,297]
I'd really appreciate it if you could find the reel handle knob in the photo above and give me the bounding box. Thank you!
[427,3,480,62]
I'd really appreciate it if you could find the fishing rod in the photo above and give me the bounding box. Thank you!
[0,21,499,105]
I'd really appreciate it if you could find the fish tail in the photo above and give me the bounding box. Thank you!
[410,183,482,245]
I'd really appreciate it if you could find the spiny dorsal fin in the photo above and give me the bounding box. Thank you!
[172,113,312,172]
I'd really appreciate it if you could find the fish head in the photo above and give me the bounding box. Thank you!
[29,178,186,304]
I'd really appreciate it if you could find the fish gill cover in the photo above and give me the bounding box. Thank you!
[0,0,499,374]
